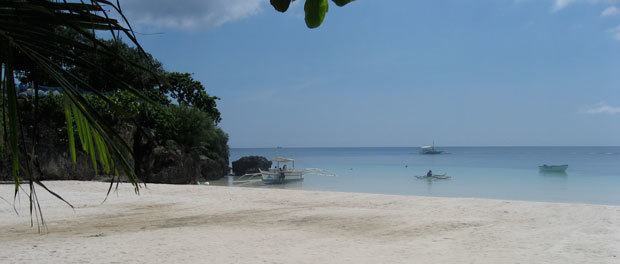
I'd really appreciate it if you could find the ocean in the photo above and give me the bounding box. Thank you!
[228,147,620,205]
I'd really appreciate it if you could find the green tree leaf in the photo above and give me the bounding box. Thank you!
[271,0,292,12]
[332,0,354,7]
[305,0,329,29]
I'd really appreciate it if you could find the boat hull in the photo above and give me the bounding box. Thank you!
[262,178,304,184]
[415,173,450,180]
[420,145,443,154]
[260,170,304,184]
[538,165,568,172]
[421,150,443,154]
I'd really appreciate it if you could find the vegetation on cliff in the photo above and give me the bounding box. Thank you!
[0,1,228,220]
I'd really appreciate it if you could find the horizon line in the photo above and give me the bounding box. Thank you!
[230,145,620,149]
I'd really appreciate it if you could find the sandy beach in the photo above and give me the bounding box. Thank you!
[0,181,618,264]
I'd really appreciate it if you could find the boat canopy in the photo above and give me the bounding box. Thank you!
[421,146,433,149]
[273,157,294,163]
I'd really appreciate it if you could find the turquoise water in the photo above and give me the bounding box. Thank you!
[229,147,620,205]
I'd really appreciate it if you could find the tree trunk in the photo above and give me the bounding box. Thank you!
[132,125,154,182]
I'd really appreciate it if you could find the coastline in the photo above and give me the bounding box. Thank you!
[1,181,619,263]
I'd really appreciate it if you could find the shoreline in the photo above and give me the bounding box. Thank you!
[216,185,620,208]
[216,183,620,207]
[1,181,619,263]
[4,179,618,207]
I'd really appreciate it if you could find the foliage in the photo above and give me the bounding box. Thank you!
[0,0,158,226]
[3,89,229,184]
[0,0,230,229]
[76,43,228,182]
[270,0,355,28]
[162,72,221,124]
[68,38,165,94]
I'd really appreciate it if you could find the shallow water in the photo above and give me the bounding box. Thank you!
[226,147,620,205]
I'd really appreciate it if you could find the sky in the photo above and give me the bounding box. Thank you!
[121,0,620,147]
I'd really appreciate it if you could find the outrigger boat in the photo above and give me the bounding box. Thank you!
[233,157,334,185]
[538,164,568,173]
[415,173,451,180]
[260,157,304,184]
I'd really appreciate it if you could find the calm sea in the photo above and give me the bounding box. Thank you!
[227,147,620,205]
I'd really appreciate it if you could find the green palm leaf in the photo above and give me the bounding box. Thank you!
[2,49,20,197]
[305,0,329,29]
[1,0,156,218]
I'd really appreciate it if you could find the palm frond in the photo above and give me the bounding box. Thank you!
[62,96,77,163]
[1,0,157,217]
[2,51,20,197]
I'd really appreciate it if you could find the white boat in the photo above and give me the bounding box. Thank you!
[260,157,304,184]
[538,164,568,172]
[420,141,443,154]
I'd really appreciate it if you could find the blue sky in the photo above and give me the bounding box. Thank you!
[124,0,620,147]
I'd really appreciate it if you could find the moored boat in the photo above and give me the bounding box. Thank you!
[260,157,304,184]
[420,141,443,154]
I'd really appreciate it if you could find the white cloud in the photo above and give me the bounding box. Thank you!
[553,0,578,11]
[584,102,620,114]
[120,0,264,30]
[550,0,620,12]
[609,25,620,40]
[601,6,620,16]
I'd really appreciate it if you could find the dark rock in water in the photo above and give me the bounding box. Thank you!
[232,156,272,176]
[200,155,230,181]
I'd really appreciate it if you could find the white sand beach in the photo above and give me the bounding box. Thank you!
[0,181,618,264]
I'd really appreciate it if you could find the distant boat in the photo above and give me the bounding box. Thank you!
[415,173,451,180]
[420,141,443,154]
[538,164,568,172]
